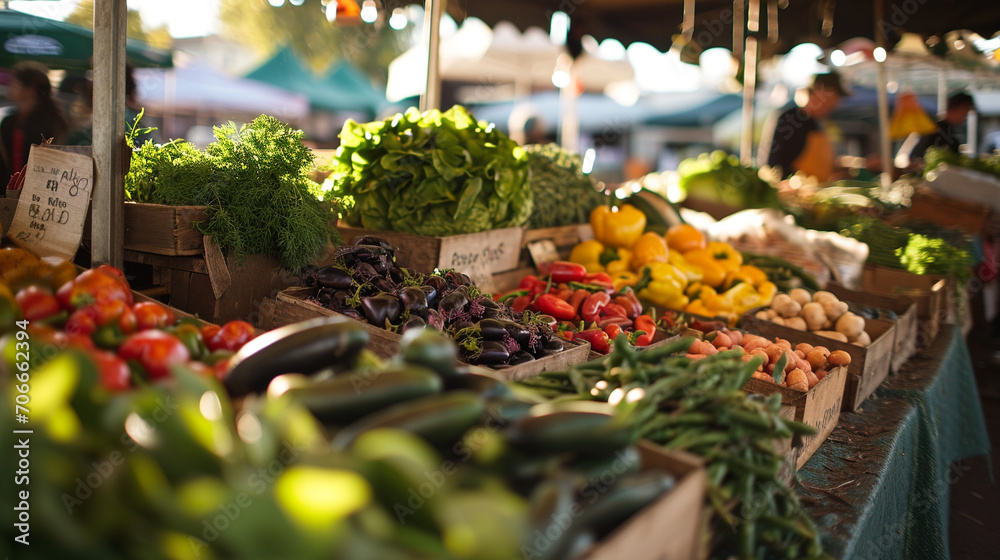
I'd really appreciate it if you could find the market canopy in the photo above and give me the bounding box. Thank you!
[397,0,1000,56]
[243,47,386,115]
[0,8,173,69]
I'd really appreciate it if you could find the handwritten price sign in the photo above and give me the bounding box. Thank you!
[6,145,93,260]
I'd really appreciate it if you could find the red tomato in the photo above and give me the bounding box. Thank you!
[212,355,232,381]
[56,268,133,312]
[206,321,256,353]
[14,286,61,322]
[132,301,177,331]
[118,306,137,335]
[94,264,127,284]
[201,324,221,343]
[118,330,190,381]
[80,298,130,327]
[64,309,98,338]
[88,349,131,391]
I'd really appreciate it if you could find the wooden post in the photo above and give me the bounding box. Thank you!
[91,0,127,268]
[874,0,893,188]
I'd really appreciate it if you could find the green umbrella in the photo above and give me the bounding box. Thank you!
[0,9,172,70]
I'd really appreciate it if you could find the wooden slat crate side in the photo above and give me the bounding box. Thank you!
[517,224,593,268]
[484,339,590,381]
[121,203,207,256]
[274,288,401,358]
[826,282,919,370]
[0,198,16,237]
[581,442,705,560]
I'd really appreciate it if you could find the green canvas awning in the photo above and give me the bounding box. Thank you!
[244,47,386,115]
[0,9,172,70]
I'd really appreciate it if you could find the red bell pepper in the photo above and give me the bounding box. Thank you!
[581,292,611,323]
[568,289,591,315]
[549,261,588,284]
[518,275,548,294]
[614,291,643,319]
[634,314,657,347]
[584,271,614,285]
[575,329,611,354]
[511,294,533,314]
[598,316,632,329]
[534,294,577,321]
[602,303,629,318]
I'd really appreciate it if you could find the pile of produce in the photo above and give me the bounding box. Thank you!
[752,289,874,347]
[924,145,1000,180]
[839,216,974,284]
[125,115,339,272]
[494,262,659,354]
[523,143,609,228]
[516,336,826,559]
[328,105,532,237]
[568,212,777,324]
[1,247,256,389]
[300,237,568,368]
[677,150,780,209]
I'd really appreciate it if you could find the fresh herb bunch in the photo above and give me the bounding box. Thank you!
[896,234,973,283]
[924,146,1000,179]
[329,105,532,236]
[524,143,609,228]
[125,115,340,272]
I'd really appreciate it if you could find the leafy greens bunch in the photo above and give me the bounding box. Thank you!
[524,142,609,228]
[328,106,532,236]
[124,115,339,273]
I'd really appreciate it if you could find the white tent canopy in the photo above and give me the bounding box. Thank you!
[386,18,634,103]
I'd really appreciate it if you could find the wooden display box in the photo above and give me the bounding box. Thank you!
[743,365,848,469]
[741,311,894,412]
[826,283,918,373]
[518,223,593,268]
[0,198,15,236]
[338,225,524,292]
[269,287,590,381]
[581,441,705,560]
[862,263,946,346]
[903,189,990,236]
[80,203,209,256]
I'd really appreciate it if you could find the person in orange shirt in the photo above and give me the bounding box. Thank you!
[758,72,850,182]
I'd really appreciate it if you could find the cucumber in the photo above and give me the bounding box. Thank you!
[565,445,642,482]
[224,315,368,396]
[525,479,581,560]
[442,370,513,399]
[332,391,485,451]
[577,470,676,538]
[625,189,683,232]
[507,402,634,455]
[283,365,442,426]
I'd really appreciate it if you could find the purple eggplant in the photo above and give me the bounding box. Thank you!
[445,270,473,287]
[439,290,469,317]
[502,321,531,346]
[399,286,429,317]
[426,308,446,331]
[509,351,535,365]
[339,308,365,322]
[331,290,349,309]
[374,277,397,294]
[388,266,404,284]
[354,236,396,255]
[421,284,438,306]
[316,266,354,290]
[452,320,474,332]
[317,289,334,307]
[424,275,448,296]
[478,319,508,341]
[360,295,403,326]
[476,341,510,365]
[541,334,564,354]
[402,315,427,333]
[353,262,378,283]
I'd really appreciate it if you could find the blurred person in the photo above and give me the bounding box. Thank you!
[0,61,70,183]
[63,80,94,146]
[757,72,849,182]
[908,92,974,160]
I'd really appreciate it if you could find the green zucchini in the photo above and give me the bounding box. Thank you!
[282,365,442,426]
[332,391,485,451]
[526,479,581,560]
[577,470,676,537]
[507,402,634,455]
[224,315,368,396]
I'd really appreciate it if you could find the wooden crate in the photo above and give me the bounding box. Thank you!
[518,223,593,269]
[338,225,524,292]
[743,365,849,469]
[0,198,15,236]
[81,203,209,256]
[581,441,705,560]
[270,287,591,379]
[862,263,946,346]
[905,183,991,235]
[741,311,895,412]
[826,283,918,373]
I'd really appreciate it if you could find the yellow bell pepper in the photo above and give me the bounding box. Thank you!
[722,282,762,316]
[738,265,769,287]
[705,242,743,272]
[644,262,688,289]
[638,262,690,309]
[667,250,704,283]
[569,239,606,273]
[685,281,704,299]
[630,232,669,269]
[590,204,646,249]
[723,269,756,291]
[684,299,715,317]
[756,281,777,306]
[606,259,631,275]
[612,271,640,291]
[681,249,726,288]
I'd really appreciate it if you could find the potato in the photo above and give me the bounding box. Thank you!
[835,312,865,341]
[801,302,827,331]
[852,331,872,347]
[812,291,838,304]
[771,293,802,318]
[784,316,807,331]
[814,330,849,343]
[828,350,852,366]
[822,300,849,322]
[789,288,812,307]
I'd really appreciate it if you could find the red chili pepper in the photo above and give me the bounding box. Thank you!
[598,316,633,329]
[604,323,624,341]
[603,302,629,318]
[575,329,611,354]
[581,292,611,323]
[511,294,533,314]
[554,287,574,302]
[568,289,591,315]
[549,261,588,284]
[634,314,657,346]
[584,272,614,285]
[518,275,548,294]
[535,294,577,321]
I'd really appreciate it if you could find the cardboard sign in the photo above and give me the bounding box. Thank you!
[6,145,93,260]
[526,239,560,268]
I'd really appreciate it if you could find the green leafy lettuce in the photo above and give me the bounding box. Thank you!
[524,143,609,228]
[328,106,532,236]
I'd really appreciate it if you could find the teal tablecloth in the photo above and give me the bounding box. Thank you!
[796,326,991,559]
